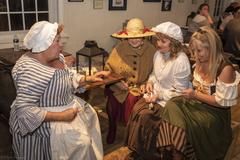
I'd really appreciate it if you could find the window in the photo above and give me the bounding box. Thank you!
[0,0,49,32]
[0,0,59,48]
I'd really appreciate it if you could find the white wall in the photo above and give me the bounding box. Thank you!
[62,0,206,54]
[0,0,210,52]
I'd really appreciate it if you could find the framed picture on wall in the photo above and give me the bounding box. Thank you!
[162,0,172,11]
[143,0,161,2]
[109,0,127,10]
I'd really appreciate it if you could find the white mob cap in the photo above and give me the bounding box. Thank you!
[151,22,183,43]
[23,21,58,53]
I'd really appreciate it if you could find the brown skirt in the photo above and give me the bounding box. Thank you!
[125,98,163,159]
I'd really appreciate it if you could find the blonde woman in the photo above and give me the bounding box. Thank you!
[158,26,240,160]
[125,22,191,160]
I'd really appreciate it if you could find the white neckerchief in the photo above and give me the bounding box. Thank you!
[162,52,171,62]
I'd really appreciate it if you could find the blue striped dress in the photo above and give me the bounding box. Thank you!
[9,54,99,160]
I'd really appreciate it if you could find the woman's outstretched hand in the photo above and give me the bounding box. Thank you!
[86,71,111,82]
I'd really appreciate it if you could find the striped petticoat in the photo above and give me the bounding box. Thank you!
[157,120,197,160]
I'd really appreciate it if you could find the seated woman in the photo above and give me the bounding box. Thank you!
[188,3,214,33]
[125,22,191,160]
[104,18,156,144]
[157,26,240,160]
[9,21,109,160]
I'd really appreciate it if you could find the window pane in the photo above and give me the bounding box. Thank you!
[23,0,35,11]
[10,14,23,30]
[9,0,22,12]
[38,13,48,21]
[37,0,48,11]
[25,13,36,29]
[0,0,7,12]
[0,14,8,31]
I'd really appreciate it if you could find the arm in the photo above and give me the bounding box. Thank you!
[144,52,158,93]
[184,65,238,107]
[147,52,158,85]
[146,53,191,102]
[104,48,117,72]
[13,68,78,136]
[206,15,214,25]
[44,108,78,122]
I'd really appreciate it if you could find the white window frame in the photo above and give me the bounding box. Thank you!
[0,0,59,48]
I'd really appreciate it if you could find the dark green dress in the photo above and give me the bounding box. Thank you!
[161,97,231,160]
[158,60,239,160]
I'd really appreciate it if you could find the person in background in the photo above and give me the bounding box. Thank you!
[9,21,109,160]
[104,18,156,144]
[125,22,191,160]
[188,3,214,33]
[218,2,239,32]
[157,26,240,160]
[223,6,240,58]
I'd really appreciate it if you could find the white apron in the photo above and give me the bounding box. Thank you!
[44,96,103,160]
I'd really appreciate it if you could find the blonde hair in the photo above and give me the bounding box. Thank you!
[155,33,186,58]
[190,26,225,80]
[57,24,64,35]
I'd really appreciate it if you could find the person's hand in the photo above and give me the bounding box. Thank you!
[140,84,146,94]
[95,70,111,78]
[182,88,195,99]
[146,81,153,93]
[61,108,78,122]
[87,71,111,82]
[145,93,159,103]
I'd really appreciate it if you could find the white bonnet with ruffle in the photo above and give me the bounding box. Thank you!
[23,21,58,53]
[151,22,183,43]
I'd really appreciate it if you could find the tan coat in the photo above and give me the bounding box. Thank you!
[105,39,156,102]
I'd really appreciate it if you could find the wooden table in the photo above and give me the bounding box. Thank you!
[75,73,124,100]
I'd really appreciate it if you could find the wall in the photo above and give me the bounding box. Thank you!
[0,0,210,52]
[62,0,206,54]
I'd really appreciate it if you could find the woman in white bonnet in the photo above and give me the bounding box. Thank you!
[9,21,109,160]
[125,22,191,160]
